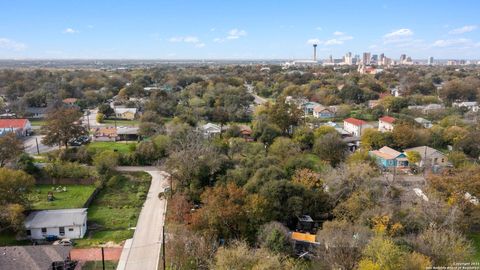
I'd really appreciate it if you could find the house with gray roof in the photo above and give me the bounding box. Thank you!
[0,246,73,270]
[24,208,87,240]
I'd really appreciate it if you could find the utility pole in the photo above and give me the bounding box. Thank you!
[162,225,166,270]
[101,247,105,270]
[35,137,40,155]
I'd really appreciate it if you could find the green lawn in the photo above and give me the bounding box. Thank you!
[0,231,30,246]
[75,172,151,247]
[29,119,47,126]
[103,119,140,127]
[28,184,96,210]
[469,233,480,262]
[81,261,118,270]
[87,141,137,154]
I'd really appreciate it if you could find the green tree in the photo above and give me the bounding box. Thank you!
[93,150,119,174]
[405,150,421,165]
[313,133,347,166]
[0,132,23,167]
[0,168,35,232]
[96,112,105,123]
[257,221,293,255]
[42,107,87,149]
[392,124,417,149]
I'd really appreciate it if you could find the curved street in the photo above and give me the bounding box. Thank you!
[116,167,170,270]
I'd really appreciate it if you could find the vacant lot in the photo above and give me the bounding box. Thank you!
[103,119,140,127]
[29,184,96,210]
[76,172,151,247]
[87,141,137,154]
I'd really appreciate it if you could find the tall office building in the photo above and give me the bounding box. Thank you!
[379,53,385,65]
[344,52,352,65]
[428,56,434,65]
[400,54,406,64]
[362,52,371,65]
[371,54,378,63]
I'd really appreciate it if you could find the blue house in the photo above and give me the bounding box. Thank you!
[369,146,408,168]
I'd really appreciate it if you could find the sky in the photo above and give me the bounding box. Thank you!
[0,0,479,59]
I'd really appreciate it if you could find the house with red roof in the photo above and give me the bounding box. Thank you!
[0,118,31,136]
[378,116,396,132]
[343,117,372,137]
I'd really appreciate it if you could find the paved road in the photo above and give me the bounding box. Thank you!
[245,83,267,105]
[23,135,57,154]
[82,109,105,128]
[116,167,170,270]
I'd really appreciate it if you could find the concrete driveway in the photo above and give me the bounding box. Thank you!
[116,167,170,270]
[23,135,57,154]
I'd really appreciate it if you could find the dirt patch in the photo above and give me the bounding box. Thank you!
[70,247,123,261]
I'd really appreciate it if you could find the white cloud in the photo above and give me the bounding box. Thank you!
[63,28,78,34]
[383,28,414,44]
[384,28,413,38]
[306,31,353,47]
[168,36,199,43]
[168,36,205,48]
[227,29,247,39]
[210,28,216,32]
[0,38,27,51]
[316,26,322,31]
[323,39,344,45]
[87,25,94,29]
[214,29,247,43]
[307,38,321,45]
[432,38,472,47]
[449,25,477,34]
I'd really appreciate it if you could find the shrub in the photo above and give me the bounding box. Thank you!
[44,161,92,179]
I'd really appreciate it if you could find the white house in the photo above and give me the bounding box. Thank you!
[114,108,138,120]
[343,118,372,137]
[378,116,395,132]
[415,117,432,128]
[453,101,479,112]
[24,208,88,240]
[201,123,222,137]
[313,105,335,119]
[0,118,32,137]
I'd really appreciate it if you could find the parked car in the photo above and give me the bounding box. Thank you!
[53,238,74,246]
[68,135,91,146]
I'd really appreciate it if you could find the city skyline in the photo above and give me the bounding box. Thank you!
[0,0,479,59]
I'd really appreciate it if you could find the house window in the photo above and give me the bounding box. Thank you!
[59,227,65,236]
[41,228,47,234]
[26,230,31,236]
[69,228,74,232]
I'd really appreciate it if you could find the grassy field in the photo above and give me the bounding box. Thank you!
[87,141,137,154]
[81,261,118,270]
[75,172,151,247]
[103,119,140,127]
[469,233,480,262]
[0,231,30,246]
[29,119,47,126]
[28,184,96,210]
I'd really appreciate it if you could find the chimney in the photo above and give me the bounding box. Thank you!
[313,44,317,61]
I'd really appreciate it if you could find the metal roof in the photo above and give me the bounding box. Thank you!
[24,208,87,229]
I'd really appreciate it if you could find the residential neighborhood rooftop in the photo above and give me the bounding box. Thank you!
[24,208,87,229]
